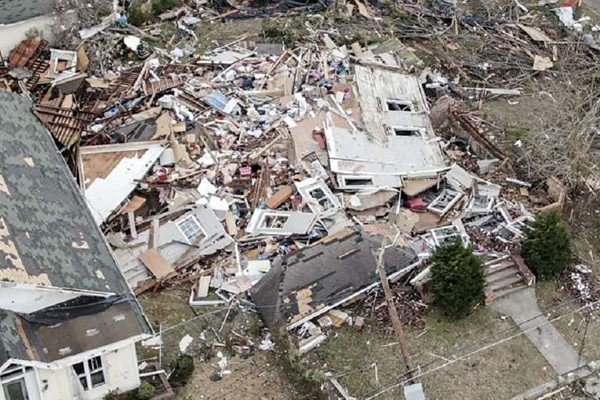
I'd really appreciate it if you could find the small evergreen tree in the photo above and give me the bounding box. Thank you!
[522,210,571,280]
[431,239,484,319]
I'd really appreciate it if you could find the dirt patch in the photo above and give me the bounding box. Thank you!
[177,351,299,400]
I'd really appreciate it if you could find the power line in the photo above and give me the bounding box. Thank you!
[331,287,593,387]
[364,297,600,399]
[404,288,593,375]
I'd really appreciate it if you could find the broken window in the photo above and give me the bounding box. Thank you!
[386,99,413,112]
[176,215,205,243]
[261,214,289,229]
[342,177,374,187]
[392,127,422,137]
[307,188,335,211]
[73,356,105,391]
[427,189,462,216]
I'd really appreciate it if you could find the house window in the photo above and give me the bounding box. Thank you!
[342,177,374,187]
[261,214,289,229]
[392,127,422,137]
[2,379,27,400]
[307,188,335,211]
[386,99,413,112]
[176,215,204,243]
[73,356,105,391]
[1,365,32,400]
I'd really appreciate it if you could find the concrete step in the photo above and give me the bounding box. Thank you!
[493,282,527,300]
[485,266,521,284]
[485,274,523,293]
[484,259,515,276]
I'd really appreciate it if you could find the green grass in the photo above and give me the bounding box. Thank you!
[314,307,555,399]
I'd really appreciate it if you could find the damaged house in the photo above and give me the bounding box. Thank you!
[0,91,151,400]
[112,205,234,293]
[250,230,420,332]
[325,65,447,190]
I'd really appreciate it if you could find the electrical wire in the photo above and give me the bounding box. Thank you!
[364,297,600,399]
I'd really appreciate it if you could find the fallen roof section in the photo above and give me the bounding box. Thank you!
[80,141,165,225]
[250,230,419,329]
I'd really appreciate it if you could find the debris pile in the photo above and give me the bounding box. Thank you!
[0,0,584,361]
[560,264,600,310]
[373,288,428,330]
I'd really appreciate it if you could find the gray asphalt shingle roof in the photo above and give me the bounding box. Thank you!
[250,230,418,327]
[0,0,54,25]
[0,91,151,366]
[0,91,130,295]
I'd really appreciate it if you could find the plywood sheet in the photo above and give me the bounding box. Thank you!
[138,248,176,280]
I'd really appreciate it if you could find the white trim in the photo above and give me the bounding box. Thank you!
[0,282,115,298]
[0,333,150,374]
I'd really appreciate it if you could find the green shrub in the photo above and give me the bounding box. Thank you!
[127,3,148,26]
[431,239,484,319]
[136,382,155,400]
[522,210,571,280]
[168,354,194,388]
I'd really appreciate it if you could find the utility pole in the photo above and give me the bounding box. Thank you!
[376,241,413,377]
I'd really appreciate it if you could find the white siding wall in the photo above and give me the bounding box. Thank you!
[36,343,140,400]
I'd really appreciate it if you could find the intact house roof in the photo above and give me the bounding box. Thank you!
[0,0,54,25]
[250,230,419,329]
[0,91,150,366]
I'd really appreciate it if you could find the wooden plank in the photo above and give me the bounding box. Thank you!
[265,185,293,209]
[138,248,176,280]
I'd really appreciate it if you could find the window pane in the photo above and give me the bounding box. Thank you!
[88,356,102,371]
[90,371,105,387]
[79,376,89,391]
[72,362,85,375]
[3,379,27,400]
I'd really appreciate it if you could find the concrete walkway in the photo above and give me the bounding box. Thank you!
[492,288,584,375]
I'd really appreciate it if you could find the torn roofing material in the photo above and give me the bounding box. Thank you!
[0,91,150,364]
[0,91,133,294]
[0,310,28,367]
[20,299,145,363]
[250,231,418,328]
[80,141,165,225]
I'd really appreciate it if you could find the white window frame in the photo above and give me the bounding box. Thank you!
[72,355,106,391]
[259,213,290,230]
[176,215,205,244]
[1,365,31,400]
[385,99,414,112]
